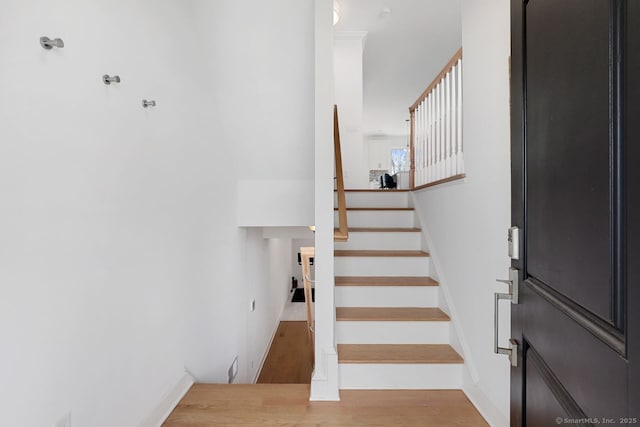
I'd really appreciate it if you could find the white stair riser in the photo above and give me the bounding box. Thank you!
[335,192,409,208]
[334,211,415,228]
[334,232,421,251]
[336,321,449,344]
[335,286,438,307]
[338,364,463,389]
[334,257,429,277]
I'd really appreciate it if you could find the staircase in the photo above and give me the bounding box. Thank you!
[334,189,463,390]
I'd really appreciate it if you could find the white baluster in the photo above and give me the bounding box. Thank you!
[452,71,456,178]
[448,69,456,176]
[416,105,421,186]
[421,102,426,185]
[418,102,423,186]
[451,65,458,175]
[437,82,443,181]
[430,90,435,183]
[433,84,438,182]
[421,100,426,185]
[425,95,430,184]
[411,113,419,186]
[427,95,432,184]
[417,102,422,186]
[419,103,423,186]
[457,59,464,173]
[429,88,438,182]
[424,99,428,183]
[445,71,451,178]
[443,74,448,179]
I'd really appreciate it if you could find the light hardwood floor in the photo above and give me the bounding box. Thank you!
[163,384,488,426]
[256,321,312,384]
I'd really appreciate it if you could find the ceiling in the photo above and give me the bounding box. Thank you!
[334,0,462,136]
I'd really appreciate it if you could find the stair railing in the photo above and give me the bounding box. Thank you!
[409,48,465,189]
[334,105,349,242]
[300,246,315,365]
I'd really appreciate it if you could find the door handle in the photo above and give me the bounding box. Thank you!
[494,268,519,367]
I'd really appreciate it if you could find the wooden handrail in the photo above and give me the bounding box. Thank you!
[300,246,315,365]
[409,48,462,112]
[334,105,349,242]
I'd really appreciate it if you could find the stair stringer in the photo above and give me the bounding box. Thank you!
[410,192,506,426]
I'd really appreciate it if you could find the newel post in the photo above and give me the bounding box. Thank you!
[409,109,416,189]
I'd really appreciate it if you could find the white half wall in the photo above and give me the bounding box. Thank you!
[411,0,511,425]
[194,0,315,228]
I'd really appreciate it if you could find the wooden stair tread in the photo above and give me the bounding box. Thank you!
[336,307,450,322]
[334,230,348,242]
[335,189,411,192]
[335,250,430,257]
[335,276,439,286]
[334,227,422,232]
[338,344,463,364]
[334,207,414,211]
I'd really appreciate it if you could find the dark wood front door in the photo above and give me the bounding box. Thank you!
[510,0,639,425]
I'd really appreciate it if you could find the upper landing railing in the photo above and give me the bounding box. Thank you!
[409,48,465,189]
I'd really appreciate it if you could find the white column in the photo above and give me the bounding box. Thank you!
[311,0,339,401]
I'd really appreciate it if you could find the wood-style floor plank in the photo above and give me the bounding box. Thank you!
[256,321,312,384]
[345,227,422,232]
[334,207,414,211]
[338,344,464,364]
[335,276,439,286]
[335,189,411,192]
[336,307,450,322]
[334,250,430,257]
[163,384,488,426]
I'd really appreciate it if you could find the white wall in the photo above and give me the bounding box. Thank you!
[411,0,511,425]
[365,135,408,171]
[244,230,293,382]
[0,1,315,426]
[192,0,316,227]
[334,32,369,188]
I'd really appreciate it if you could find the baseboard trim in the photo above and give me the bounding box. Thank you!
[252,318,283,383]
[139,371,194,427]
[463,369,508,427]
